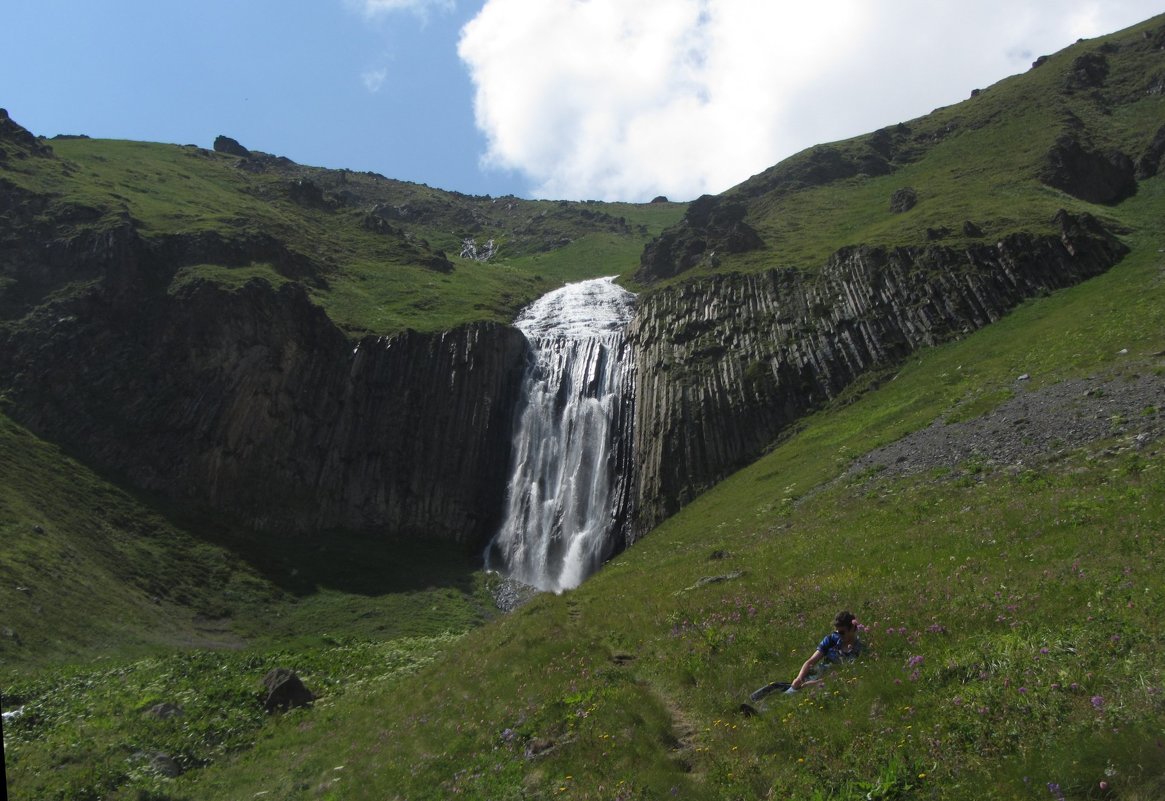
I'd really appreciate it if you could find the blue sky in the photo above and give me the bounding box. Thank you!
[2,1,1162,202]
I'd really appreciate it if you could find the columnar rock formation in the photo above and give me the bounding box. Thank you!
[2,268,528,540]
[628,211,1128,533]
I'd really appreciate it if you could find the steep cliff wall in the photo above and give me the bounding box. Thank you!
[1,243,529,541]
[629,211,1128,533]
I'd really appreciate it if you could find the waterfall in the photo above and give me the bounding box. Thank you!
[485,276,636,592]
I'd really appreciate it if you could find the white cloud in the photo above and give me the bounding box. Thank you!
[362,67,389,93]
[458,0,1163,201]
[352,0,454,19]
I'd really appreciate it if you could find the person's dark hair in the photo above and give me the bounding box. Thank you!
[834,610,857,630]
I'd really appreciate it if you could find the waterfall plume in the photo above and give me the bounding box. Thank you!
[486,277,636,592]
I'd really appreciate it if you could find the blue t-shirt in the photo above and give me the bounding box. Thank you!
[817,632,862,664]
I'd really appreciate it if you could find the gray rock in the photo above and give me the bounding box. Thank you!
[145,702,184,719]
[889,187,917,213]
[132,751,184,778]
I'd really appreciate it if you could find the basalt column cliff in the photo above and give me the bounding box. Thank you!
[0,216,529,541]
[628,211,1128,534]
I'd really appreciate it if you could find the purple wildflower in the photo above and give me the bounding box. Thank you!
[1091,695,1105,711]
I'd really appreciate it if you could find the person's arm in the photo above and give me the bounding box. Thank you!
[791,649,824,689]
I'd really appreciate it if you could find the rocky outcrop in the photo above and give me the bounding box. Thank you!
[213,135,251,158]
[629,211,1127,532]
[636,194,762,282]
[1,267,529,541]
[1135,124,1165,179]
[1039,134,1136,204]
[0,108,52,159]
[1064,52,1110,91]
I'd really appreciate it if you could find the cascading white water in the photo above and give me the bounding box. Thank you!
[486,276,636,592]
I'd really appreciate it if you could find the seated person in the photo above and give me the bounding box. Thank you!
[791,609,863,690]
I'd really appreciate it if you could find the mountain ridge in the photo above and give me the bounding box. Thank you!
[2,12,1164,801]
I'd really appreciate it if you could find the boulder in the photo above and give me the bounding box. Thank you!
[145,702,184,719]
[132,751,184,778]
[261,668,315,713]
[889,187,917,213]
[213,135,251,158]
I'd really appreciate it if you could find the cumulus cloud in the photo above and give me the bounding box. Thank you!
[458,0,1162,201]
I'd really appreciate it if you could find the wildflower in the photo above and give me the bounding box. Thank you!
[1018,687,1028,694]
[1091,695,1105,711]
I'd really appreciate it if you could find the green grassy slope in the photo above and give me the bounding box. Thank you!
[4,14,1165,801]
[634,14,1164,285]
[0,133,683,336]
[5,129,1161,801]
[161,178,1160,801]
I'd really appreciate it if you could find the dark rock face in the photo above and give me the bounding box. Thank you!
[1064,52,1110,91]
[636,195,762,282]
[261,668,314,712]
[288,178,329,208]
[213,135,251,157]
[629,212,1128,532]
[0,238,529,540]
[0,108,52,159]
[1135,124,1165,179]
[1039,135,1136,204]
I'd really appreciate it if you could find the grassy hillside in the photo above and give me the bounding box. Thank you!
[6,174,1157,800]
[1,132,683,336]
[181,180,1163,800]
[632,14,1165,286]
[4,14,1165,801]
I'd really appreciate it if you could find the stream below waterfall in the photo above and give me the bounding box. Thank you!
[485,277,636,593]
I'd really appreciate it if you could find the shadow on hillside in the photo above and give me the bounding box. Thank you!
[116,480,489,600]
[197,522,486,599]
